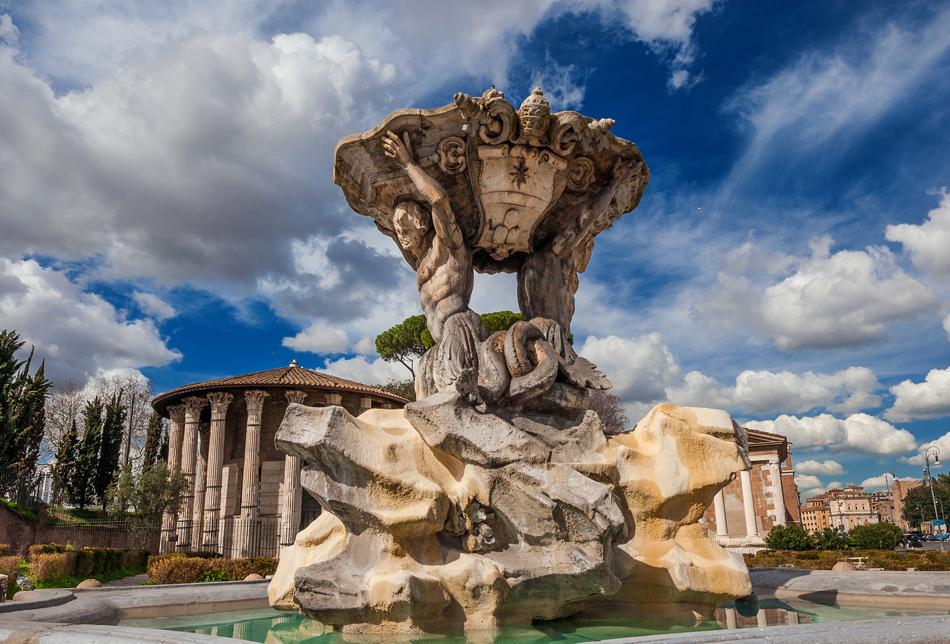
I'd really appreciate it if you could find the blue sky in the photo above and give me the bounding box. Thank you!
[1,1,949,498]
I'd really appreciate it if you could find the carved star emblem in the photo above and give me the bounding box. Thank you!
[509,158,529,187]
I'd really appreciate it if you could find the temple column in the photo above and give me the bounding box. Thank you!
[768,456,787,527]
[713,489,729,537]
[160,404,185,553]
[191,425,208,550]
[176,396,207,551]
[202,392,233,553]
[740,468,759,538]
[278,390,308,550]
[237,390,268,557]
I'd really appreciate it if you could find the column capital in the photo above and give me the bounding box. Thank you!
[325,392,343,406]
[208,391,234,418]
[183,396,208,418]
[168,404,186,425]
[285,390,307,405]
[245,389,269,410]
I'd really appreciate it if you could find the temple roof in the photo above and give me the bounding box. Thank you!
[151,363,407,416]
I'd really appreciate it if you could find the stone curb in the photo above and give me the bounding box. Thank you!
[0,589,74,614]
[600,615,950,643]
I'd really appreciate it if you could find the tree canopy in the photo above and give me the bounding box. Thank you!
[0,329,52,498]
[375,311,525,377]
[902,473,950,527]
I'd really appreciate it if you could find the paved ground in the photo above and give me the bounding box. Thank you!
[103,574,147,587]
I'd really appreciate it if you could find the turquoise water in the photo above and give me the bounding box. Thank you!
[121,598,948,642]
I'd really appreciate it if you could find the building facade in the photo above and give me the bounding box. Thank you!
[151,362,406,558]
[892,479,924,531]
[800,485,887,534]
[703,428,801,551]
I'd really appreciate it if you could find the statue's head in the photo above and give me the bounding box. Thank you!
[393,200,430,254]
[518,87,551,141]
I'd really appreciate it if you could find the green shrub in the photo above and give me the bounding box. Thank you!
[28,543,71,558]
[848,523,904,550]
[810,527,849,550]
[765,524,812,550]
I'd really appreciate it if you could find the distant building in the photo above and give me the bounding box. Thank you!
[704,428,801,552]
[801,485,885,534]
[800,496,832,534]
[869,490,895,524]
[151,361,406,558]
[828,485,880,531]
[892,479,924,531]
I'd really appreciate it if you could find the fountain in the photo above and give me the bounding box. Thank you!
[267,87,754,637]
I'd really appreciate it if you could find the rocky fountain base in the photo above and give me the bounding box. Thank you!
[267,398,753,637]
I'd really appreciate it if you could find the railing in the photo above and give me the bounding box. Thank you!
[39,517,161,552]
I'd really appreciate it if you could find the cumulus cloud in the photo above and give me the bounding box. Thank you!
[903,432,950,466]
[760,238,935,350]
[796,459,844,476]
[132,292,177,321]
[282,322,350,355]
[745,413,916,455]
[886,190,950,277]
[886,367,950,422]
[322,355,408,386]
[696,236,935,351]
[794,474,822,491]
[579,332,884,417]
[0,258,181,386]
[860,473,918,492]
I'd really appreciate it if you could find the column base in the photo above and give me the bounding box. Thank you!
[715,534,766,554]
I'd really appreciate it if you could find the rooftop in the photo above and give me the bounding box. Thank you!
[151,362,407,416]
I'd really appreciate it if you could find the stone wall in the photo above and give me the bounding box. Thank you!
[0,504,35,553]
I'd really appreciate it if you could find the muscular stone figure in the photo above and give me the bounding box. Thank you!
[517,159,632,353]
[382,130,485,397]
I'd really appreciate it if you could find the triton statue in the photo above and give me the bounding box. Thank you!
[270,87,755,638]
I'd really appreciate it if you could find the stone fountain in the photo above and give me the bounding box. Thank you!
[267,87,754,637]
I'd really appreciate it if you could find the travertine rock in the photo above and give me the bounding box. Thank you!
[270,402,754,636]
[271,86,751,638]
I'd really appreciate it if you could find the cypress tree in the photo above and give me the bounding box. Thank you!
[96,392,126,510]
[73,397,104,509]
[0,330,25,494]
[51,417,80,505]
[142,412,164,469]
[0,330,51,497]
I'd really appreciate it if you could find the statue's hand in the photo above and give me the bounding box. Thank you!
[382,130,413,168]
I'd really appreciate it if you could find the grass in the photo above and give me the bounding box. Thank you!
[30,564,146,589]
[0,498,38,523]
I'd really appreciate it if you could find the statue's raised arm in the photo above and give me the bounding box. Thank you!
[382,130,464,251]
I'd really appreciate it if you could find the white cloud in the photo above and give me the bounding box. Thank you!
[0,13,18,47]
[860,473,918,492]
[886,367,950,422]
[579,332,884,417]
[760,238,934,350]
[0,258,181,386]
[672,366,882,415]
[745,413,917,455]
[578,333,680,403]
[886,190,950,277]
[132,291,177,321]
[724,9,950,191]
[904,432,950,466]
[282,322,350,355]
[794,474,822,490]
[800,480,844,500]
[322,355,408,386]
[796,460,844,476]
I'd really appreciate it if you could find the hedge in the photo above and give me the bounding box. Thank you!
[0,555,20,599]
[0,544,12,556]
[28,545,149,583]
[147,555,277,584]
[745,549,950,571]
